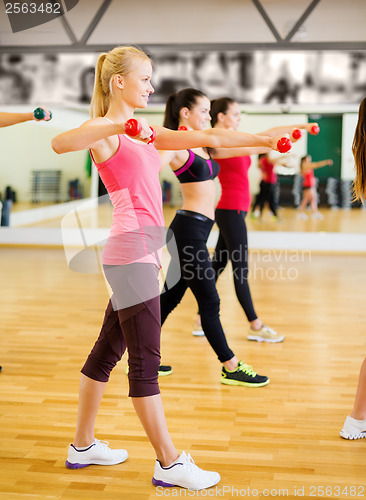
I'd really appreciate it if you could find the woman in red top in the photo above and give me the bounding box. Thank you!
[251,152,290,219]
[208,97,317,342]
[298,154,333,220]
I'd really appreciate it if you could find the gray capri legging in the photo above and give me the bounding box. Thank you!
[81,262,161,398]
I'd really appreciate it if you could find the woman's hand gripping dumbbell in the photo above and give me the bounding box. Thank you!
[33,107,52,121]
[124,118,156,144]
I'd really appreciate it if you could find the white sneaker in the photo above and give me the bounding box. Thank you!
[297,212,308,220]
[65,438,128,469]
[311,212,324,220]
[340,415,366,440]
[152,451,220,490]
[192,319,205,337]
[247,324,285,343]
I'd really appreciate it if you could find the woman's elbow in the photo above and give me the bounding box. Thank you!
[205,129,222,149]
[52,137,66,154]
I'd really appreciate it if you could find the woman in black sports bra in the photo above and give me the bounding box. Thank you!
[159,88,285,388]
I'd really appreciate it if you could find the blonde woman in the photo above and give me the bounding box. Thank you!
[52,46,282,489]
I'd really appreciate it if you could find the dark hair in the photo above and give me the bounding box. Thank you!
[210,97,236,127]
[352,97,366,201]
[163,88,206,130]
[300,155,310,172]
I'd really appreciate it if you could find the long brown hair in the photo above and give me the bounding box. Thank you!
[352,97,366,202]
[210,97,236,127]
[163,88,206,130]
[90,46,151,118]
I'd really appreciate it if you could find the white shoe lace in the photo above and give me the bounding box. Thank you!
[181,453,202,475]
[94,439,111,452]
[262,325,277,335]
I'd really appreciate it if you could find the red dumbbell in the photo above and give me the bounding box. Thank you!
[310,125,320,135]
[125,118,156,144]
[292,129,302,140]
[148,128,156,144]
[277,137,292,153]
[178,126,188,131]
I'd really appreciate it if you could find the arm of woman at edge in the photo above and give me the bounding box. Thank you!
[0,112,35,128]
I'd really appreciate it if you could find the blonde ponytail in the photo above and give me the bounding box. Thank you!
[90,53,108,118]
[90,46,151,118]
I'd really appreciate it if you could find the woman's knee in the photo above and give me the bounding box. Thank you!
[128,351,160,397]
[199,293,220,317]
[81,355,118,383]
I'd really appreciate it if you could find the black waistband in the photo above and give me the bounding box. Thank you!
[176,209,210,223]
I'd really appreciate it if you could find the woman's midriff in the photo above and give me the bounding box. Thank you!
[179,179,216,219]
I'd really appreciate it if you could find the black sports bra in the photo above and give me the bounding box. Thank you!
[174,150,220,184]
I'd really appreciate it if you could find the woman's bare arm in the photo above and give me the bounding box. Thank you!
[0,112,34,128]
[153,126,280,152]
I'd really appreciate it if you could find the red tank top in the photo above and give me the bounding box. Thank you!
[216,156,252,212]
[260,156,277,184]
[303,169,315,188]
[90,134,164,266]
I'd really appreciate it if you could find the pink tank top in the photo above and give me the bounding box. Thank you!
[216,156,252,212]
[303,169,315,188]
[90,134,164,266]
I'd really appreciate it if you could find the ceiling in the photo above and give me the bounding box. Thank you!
[0,0,365,53]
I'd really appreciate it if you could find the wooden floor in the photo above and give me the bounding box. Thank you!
[18,201,366,234]
[1,244,366,499]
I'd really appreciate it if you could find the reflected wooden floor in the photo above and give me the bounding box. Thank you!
[1,246,366,499]
[20,202,366,234]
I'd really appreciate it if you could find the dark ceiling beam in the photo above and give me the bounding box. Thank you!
[79,0,113,45]
[251,0,283,42]
[285,0,322,41]
[1,42,366,54]
[55,0,78,44]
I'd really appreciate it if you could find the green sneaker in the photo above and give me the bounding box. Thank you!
[221,361,269,388]
[125,364,173,377]
[157,365,173,376]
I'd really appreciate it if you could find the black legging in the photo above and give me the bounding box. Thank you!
[160,210,234,363]
[259,181,277,216]
[211,209,257,322]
